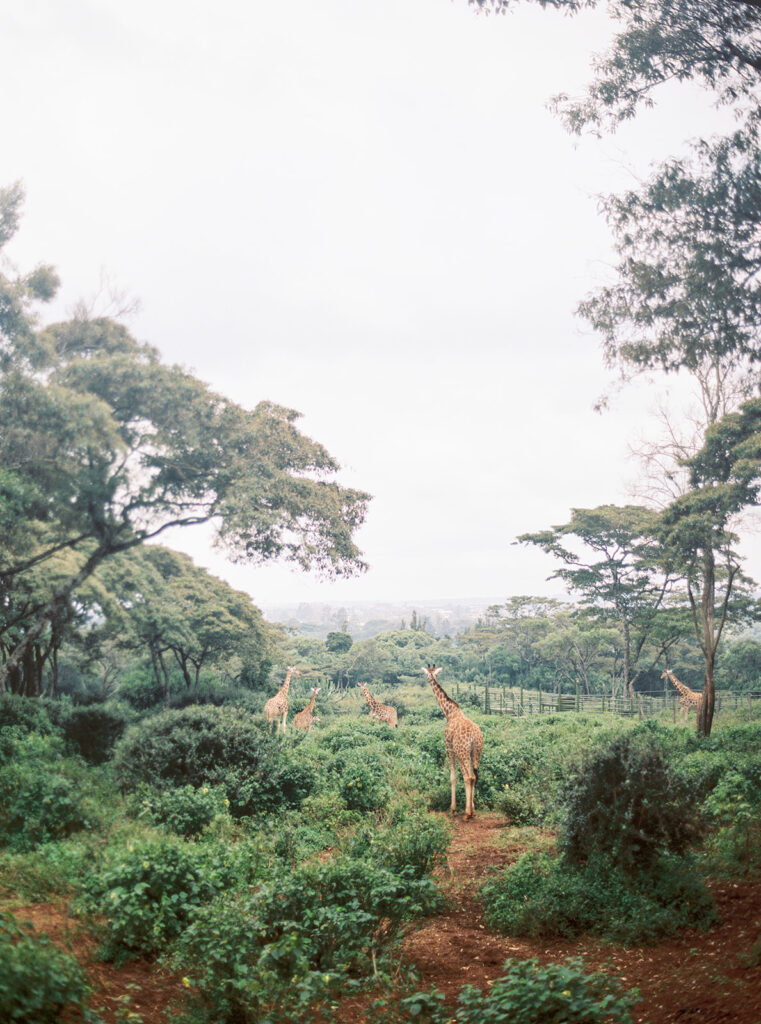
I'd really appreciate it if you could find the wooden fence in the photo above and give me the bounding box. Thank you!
[454,682,761,720]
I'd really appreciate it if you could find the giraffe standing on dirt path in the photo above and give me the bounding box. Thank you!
[293,687,321,731]
[661,668,703,717]
[424,664,483,820]
[264,666,300,733]
[358,682,398,728]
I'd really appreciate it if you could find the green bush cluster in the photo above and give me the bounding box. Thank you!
[171,856,442,1023]
[559,723,700,871]
[113,705,315,814]
[454,957,637,1024]
[0,734,92,852]
[481,849,716,944]
[480,723,715,943]
[62,701,129,764]
[0,911,93,1023]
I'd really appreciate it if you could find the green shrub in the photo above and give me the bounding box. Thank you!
[83,837,217,961]
[0,741,91,852]
[0,694,57,736]
[702,768,761,873]
[559,724,699,872]
[82,832,270,962]
[454,957,638,1024]
[336,751,390,811]
[494,783,543,825]
[62,701,130,763]
[481,849,716,944]
[346,805,450,879]
[113,705,315,814]
[0,911,92,1023]
[133,784,230,837]
[171,856,441,1022]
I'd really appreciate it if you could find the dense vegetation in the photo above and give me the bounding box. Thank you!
[1,683,760,1021]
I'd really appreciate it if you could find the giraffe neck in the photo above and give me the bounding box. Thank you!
[280,669,293,698]
[361,684,378,710]
[304,692,317,713]
[429,675,460,718]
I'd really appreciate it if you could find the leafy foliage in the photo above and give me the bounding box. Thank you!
[455,956,638,1024]
[559,724,700,871]
[113,704,315,814]
[0,910,92,1023]
[481,849,716,943]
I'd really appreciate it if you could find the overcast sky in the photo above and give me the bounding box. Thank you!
[2,0,749,611]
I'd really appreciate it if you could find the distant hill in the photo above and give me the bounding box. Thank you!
[262,597,500,640]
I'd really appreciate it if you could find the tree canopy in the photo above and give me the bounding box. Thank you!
[0,186,370,692]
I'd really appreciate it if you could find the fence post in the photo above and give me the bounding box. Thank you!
[637,694,643,720]
[538,682,542,713]
[520,684,524,713]
[556,680,562,712]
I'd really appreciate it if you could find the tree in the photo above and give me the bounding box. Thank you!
[93,547,274,696]
[469,1,761,133]
[0,189,370,692]
[518,506,681,698]
[579,120,761,414]
[657,396,761,734]
[325,631,353,654]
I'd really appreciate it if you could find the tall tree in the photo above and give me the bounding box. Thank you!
[0,188,370,691]
[518,505,681,697]
[658,396,761,734]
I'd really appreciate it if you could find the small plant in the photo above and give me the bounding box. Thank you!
[62,702,130,764]
[454,957,638,1024]
[0,911,93,1023]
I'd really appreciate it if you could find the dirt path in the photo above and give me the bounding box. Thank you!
[401,812,761,1024]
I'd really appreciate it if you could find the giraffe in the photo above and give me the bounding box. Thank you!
[661,669,703,717]
[264,666,300,733]
[293,687,321,731]
[424,664,483,820]
[358,682,398,728]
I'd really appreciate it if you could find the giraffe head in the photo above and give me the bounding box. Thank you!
[311,687,321,696]
[423,664,442,680]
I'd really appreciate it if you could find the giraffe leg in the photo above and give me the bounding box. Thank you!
[449,753,458,814]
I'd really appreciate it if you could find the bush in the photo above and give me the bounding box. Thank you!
[0,736,91,852]
[346,805,450,879]
[559,724,699,872]
[0,911,92,1023]
[62,702,130,764]
[481,849,716,944]
[0,694,57,736]
[335,751,390,812]
[133,784,230,837]
[454,957,638,1024]
[113,705,315,814]
[171,856,442,1022]
[83,837,218,961]
[702,768,761,874]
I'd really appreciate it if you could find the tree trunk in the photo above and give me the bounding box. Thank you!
[698,548,716,738]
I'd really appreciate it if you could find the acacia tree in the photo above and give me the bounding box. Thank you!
[0,188,370,692]
[659,396,761,735]
[518,505,683,698]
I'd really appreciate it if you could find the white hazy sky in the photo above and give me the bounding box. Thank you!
[2,0,750,610]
